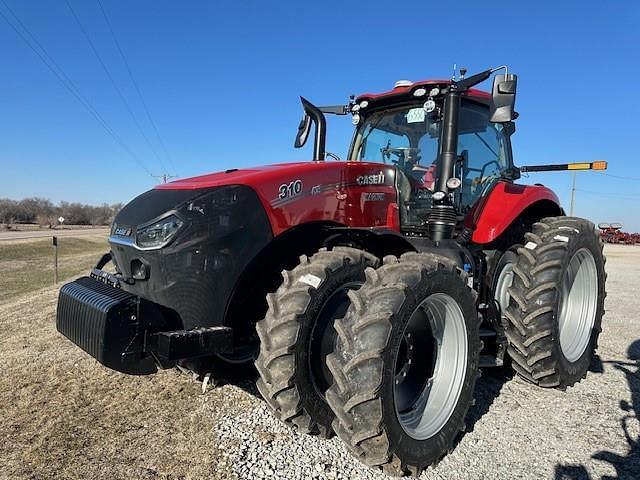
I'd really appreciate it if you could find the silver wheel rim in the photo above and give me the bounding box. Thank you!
[494,261,514,315]
[393,293,468,440]
[558,248,598,363]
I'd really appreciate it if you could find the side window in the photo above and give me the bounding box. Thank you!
[457,102,508,210]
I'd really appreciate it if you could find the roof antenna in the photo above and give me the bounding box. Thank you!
[452,63,457,81]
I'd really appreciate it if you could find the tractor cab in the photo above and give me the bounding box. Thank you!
[295,68,520,240]
[348,86,514,232]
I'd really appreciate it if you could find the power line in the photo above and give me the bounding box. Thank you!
[64,0,170,174]
[594,171,640,182]
[576,189,640,201]
[96,0,176,175]
[0,0,154,177]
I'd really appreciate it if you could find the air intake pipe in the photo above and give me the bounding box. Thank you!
[294,97,326,161]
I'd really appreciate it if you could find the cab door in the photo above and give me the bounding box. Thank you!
[456,101,512,213]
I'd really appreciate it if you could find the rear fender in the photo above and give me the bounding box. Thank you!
[468,181,562,244]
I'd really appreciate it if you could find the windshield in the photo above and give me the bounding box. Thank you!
[351,102,509,197]
[352,105,441,190]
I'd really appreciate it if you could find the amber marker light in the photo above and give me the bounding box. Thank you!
[591,160,608,170]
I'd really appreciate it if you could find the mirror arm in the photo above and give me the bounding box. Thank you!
[455,65,508,91]
[455,68,493,90]
[319,105,349,115]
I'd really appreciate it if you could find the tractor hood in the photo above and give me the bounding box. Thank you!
[152,161,399,236]
[155,163,315,191]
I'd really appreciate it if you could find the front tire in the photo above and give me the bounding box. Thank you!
[326,253,480,476]
[255,246,378,437]
[505,217,606,388]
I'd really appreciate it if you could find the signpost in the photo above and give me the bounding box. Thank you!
[53,218,63,285]
[53,235,58,285]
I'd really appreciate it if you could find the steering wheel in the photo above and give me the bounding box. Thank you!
[380,144,421,169]
[469,159,501,194]
[478,160,502,180]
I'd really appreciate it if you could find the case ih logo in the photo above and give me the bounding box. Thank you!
[356,171,385,186]
[114,226,132,236]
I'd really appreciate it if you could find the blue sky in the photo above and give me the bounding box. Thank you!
[1,1,639,229]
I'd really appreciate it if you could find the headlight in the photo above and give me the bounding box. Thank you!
[136,215,183,249]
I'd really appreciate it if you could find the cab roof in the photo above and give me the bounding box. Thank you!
[356,79,491,106]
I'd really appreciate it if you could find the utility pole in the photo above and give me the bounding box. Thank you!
[569,171,576,216]
[153,173,177,184]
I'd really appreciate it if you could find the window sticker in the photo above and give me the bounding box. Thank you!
[406,108,426,123]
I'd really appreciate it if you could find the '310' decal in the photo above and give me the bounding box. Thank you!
[278,179,303,199]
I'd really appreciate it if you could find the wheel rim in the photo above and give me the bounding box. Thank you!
[558,248,599,362]
[494,261,514,315]
[309,281,361,396]
[394,293,468,440]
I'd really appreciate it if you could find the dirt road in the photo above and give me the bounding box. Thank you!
[0,228,109,242]
[0,245,638,479]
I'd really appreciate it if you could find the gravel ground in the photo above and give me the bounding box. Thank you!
[0,244,638,479]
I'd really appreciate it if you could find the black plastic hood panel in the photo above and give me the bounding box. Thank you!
[109,185,273,330]
[114,188,207,229]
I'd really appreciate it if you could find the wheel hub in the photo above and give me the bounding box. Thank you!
[494,261,514,316]
[394,333,415,386]
[393,293,468,440]
[558,248,599,362]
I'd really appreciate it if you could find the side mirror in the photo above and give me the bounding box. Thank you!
[490,74,518,123]
[294,113,312,148]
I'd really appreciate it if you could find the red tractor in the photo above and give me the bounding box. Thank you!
[57,67,607,476]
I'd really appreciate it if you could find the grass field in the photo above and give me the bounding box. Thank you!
[0,235,108,303]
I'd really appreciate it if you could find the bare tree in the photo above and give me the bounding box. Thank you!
[0,197,122,227]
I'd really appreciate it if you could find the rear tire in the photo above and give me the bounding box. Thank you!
[504,217,606,388]
[326,253,480,476]
[255,246,378,437]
